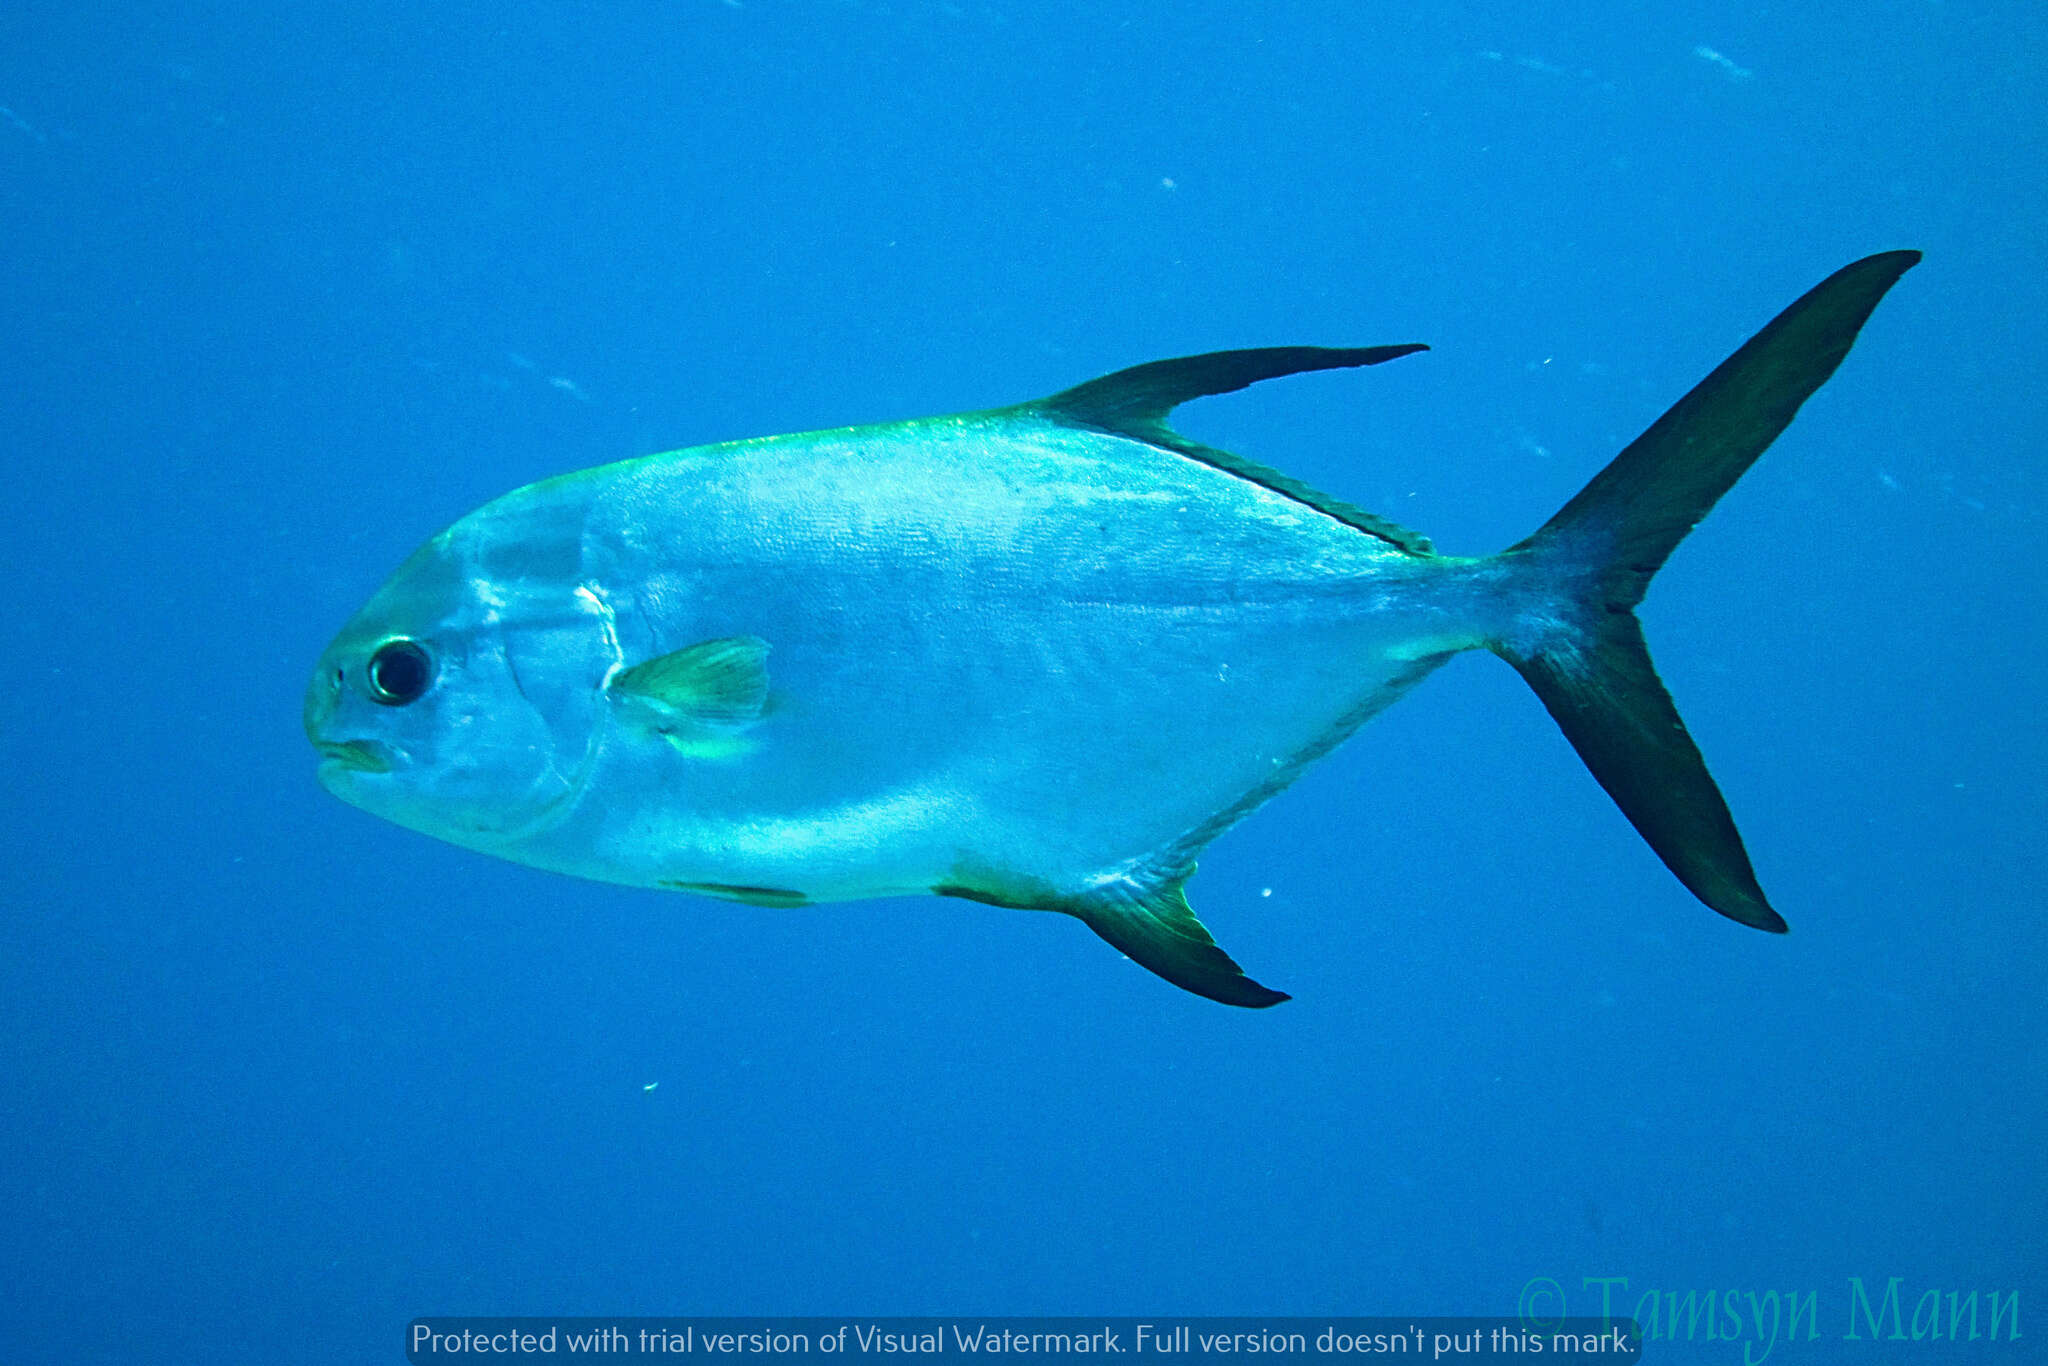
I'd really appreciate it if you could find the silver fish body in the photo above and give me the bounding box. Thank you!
[307,254,1920,1005]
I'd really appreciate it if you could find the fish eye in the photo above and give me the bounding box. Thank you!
[366,638,434,706]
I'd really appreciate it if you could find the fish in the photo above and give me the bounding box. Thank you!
[305,251,1920,1007]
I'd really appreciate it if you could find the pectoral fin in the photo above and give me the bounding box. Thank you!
[608,637,771,754]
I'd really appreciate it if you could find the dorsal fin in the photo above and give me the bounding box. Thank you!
[1039,345,1427,431]
[1031,345,1436,554]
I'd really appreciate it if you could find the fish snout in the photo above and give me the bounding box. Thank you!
[303,660,342,747]
[304,661,394,775]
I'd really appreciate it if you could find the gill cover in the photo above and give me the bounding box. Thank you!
[307,508,616,846]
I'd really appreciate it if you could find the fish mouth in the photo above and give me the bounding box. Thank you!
[315,738,393,775]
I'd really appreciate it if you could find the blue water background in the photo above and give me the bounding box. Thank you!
[3,3,2042,1362]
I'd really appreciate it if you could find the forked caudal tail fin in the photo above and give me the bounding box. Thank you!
[1490,251,1920,932]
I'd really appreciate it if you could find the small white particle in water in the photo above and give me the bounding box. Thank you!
[1260,888,1273,898]
[642,1081,659,1092]
[1693,45,1754,80]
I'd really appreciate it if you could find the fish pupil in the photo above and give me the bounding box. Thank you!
[366,639,433,706]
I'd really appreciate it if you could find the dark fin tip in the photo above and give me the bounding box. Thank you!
[932,883,1014,909]
[1496,253,1919,933]
[937,873,1289,1007]
[1038,344,1428,434]
[1504,620,1786,934]
[660,880,810,908]
[1519,250,1923,594]
[1071,879,1291,1008]
[1032,345,1436,554]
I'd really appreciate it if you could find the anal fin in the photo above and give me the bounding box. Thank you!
[936,865,1288,1007]
[1071,875,1290,1009]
